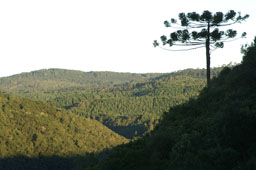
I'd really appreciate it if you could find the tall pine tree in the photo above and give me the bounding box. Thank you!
[154,10,249,86]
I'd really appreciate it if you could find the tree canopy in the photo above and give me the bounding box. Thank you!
[154,10,249,85]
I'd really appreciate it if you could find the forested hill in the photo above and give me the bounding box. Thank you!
[82,38,256,170]
[0,67,224,139]
[0,67,223,94]
[0,91,128,169]
[0,69,163,92]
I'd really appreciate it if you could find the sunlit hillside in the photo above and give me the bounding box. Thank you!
[0,91,128,158]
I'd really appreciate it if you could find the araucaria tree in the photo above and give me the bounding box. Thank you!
[154,10,249,86]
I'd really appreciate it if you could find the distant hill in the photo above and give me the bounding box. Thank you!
[0,91,128,159]
[0,67,222,95]
[0,68,163,93]
[81,38,256,170]
[0,67,224,139]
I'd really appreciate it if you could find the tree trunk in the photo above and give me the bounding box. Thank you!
[206,22,211,86]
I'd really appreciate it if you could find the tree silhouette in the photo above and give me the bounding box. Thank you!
[154,10,249,86]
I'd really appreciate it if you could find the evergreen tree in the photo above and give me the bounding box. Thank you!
[154,10,249,86]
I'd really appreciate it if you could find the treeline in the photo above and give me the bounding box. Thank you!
[0,69,163,93]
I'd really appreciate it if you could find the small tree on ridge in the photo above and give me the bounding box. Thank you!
[154,10,249,86]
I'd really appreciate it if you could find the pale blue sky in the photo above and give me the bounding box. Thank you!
[0,0,255,77]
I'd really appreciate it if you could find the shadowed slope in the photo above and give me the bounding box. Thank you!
[83,38,256,170]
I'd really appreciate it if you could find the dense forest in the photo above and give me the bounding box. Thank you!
[0,67,223,139]
[80,37,256,170]
[1,37,254,169]
[0,91,128,170]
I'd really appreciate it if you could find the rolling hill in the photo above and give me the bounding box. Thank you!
[0,69,163,93]
[0,67,224,139]
[0,91,128,159]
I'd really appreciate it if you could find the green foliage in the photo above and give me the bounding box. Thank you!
[0,92,128,160]
[154,10,249,86]
[0,67,223,139]
[156,10,249,49]
[0,69,162,93]
[83,37,256,170]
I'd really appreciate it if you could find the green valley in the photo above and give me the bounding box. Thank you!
[1,1,255,169]
[1,38,255,169]
[0,67,223,139]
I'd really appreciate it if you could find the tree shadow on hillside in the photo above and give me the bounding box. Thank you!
[106,124,147,139]
[0,155,85,170]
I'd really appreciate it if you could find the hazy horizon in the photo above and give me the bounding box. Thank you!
[0,0,255,77]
